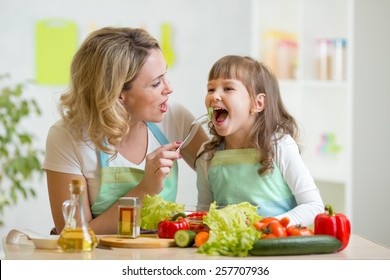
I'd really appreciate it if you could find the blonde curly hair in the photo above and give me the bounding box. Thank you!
[59,27,160,155]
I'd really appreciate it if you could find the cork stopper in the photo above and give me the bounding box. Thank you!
[70,179,83,194]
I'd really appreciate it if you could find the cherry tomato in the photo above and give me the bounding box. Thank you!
[256,216,290,228]
[259,217,279,224]
[279,217,290,228]
[286,224,314,236]
[259,221,287,239]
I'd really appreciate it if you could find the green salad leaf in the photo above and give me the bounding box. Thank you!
[198,202,262,257]
[140,195,185,230]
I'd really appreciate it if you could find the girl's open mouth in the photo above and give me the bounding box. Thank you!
[213,108,228,123]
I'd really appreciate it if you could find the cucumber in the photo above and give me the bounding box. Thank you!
[249,235,342,256]
[174,230,196,248]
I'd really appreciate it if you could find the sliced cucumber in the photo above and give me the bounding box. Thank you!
[249,235,342,256]
[174,230,196,248]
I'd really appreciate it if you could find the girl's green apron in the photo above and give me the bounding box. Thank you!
[208,147,297,217]
[91,123,178,217]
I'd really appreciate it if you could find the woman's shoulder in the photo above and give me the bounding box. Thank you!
[47,119,93,148]
[48,120,78,140]
[47,119,70,139]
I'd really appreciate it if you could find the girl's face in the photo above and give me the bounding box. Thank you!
[206,78,264,148]
[119,48,172,123]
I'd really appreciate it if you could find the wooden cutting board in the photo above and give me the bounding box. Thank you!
[99,235,176,248]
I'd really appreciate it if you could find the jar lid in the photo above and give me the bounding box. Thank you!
[119,197,140,207]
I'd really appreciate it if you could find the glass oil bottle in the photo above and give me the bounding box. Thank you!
[58,179,98,252]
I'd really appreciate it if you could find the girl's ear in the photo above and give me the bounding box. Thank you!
[251,93,266,114]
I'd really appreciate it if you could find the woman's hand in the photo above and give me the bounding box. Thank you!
[141,141,182,194]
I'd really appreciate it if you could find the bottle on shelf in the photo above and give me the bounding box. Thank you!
[262,30,298,79]
[58,179,98,252]
[316,38,333,80]
[276,38,298,79]
[332,38,347,81]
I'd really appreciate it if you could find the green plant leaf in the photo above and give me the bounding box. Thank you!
[0,74,44,226]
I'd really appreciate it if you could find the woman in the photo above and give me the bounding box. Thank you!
[43,27,208,234]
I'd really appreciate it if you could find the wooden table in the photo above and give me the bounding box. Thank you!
[2,234,390,260]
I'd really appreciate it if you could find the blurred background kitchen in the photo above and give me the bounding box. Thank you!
[0,0,389,257]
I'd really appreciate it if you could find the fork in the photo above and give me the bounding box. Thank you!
[176,113,209,151]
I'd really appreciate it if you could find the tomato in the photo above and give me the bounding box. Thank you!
[286,224,314,236]
[253,221,266,231]
[259,221,287,239]
[258,216,290,227]
[259,217,279,224]
[279,217,290,228]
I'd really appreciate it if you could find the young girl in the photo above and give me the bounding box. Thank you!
[196,55,324,226]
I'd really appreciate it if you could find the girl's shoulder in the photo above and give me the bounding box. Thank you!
[197,140,217,158]
[274,133,296,146]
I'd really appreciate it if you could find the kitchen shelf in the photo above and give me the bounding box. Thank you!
[252,0,352,216]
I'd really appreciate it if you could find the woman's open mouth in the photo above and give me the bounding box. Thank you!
[159,101,168,113]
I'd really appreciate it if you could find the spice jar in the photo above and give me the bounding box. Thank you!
[118,197,140,238]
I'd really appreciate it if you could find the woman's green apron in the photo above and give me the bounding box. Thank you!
[91,122,178,217]
[207,147,297,217]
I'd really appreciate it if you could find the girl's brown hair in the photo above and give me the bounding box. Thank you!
[200,55,299,175]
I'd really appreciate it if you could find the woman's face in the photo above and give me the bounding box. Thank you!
[119,48,173,123]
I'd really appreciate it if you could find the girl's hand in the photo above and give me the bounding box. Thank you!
[142,141,182,194]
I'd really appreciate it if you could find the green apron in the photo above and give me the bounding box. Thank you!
[91,122,178,217]
[208,146,297,217]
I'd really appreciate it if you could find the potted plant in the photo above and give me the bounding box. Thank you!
[0,74,44,226]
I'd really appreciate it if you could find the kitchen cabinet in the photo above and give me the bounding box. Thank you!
[251,0,390,247]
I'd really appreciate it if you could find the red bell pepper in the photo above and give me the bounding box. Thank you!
[157,213,189,239]
[314,204,351,251]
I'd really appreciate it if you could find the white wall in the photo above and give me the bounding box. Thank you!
[0,0,251,255]
[351,0,390,247]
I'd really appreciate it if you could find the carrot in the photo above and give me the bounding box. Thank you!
[195,231,209,247]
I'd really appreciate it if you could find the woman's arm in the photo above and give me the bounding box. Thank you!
[47,141,183,235]
[180,127,209,169]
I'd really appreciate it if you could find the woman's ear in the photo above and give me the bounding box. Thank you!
[118,91,125,104]
[251,93,266,114]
